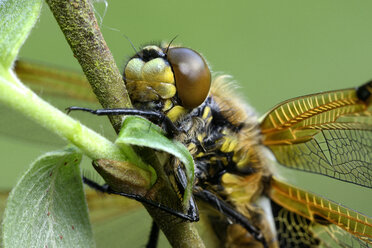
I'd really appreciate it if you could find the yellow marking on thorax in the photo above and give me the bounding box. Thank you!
[197,133,205,143]
[201,106,213,126]
[233,152,251,168]
[220,137,238,153]
[195,152,205,158]
[202,106,211,119]
[187,143,197,154]
[166,105,187,122]
[221,172,263,204]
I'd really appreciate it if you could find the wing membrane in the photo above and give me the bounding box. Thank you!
[0,189,142,224]
[272,200,371,248]
[14,60,97,102]
[271,200,320,247]
[270,177,372,246]
[84,189,142,223]
[312,223,371,248]
[261,82,372,188]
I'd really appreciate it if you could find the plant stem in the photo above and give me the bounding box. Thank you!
[0,70,124,162]
[45,0,131,133]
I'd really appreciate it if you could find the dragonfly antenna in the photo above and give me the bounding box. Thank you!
[123,34,140,57]
[166,35,179,54]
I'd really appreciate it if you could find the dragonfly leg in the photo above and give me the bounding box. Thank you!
[193,187,268,248]
[82,176,199,222]
[146,221,160,248]
[66,106,180,137]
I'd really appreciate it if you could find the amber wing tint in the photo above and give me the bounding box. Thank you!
[0,189,141,224]
[270,177,372,246]
[14,60,97,103]
[0,191,8,220]
[261,85,372,188]
[271,200,320,247]
[83,189,142,223]
[272,201,371,248]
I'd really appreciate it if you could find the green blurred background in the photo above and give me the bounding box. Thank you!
[1,0,372,247]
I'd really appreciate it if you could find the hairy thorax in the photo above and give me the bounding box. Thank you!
[174,76,276,247]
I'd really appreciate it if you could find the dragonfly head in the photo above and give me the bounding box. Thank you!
[123,45,211,122]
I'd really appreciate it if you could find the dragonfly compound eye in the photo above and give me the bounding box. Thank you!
[167,47,211,108]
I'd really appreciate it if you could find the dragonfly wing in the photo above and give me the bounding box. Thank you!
[261,81,372,188]
[269,177,372,247]
[0,188,142,225]
[272,200,371,248]
[84,189,142,224]
[0,191,8,221]
[14,60,97,103]
[271,200,320,247]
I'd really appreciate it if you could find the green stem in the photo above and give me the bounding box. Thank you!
[0,69,123,162]
[1,68,156,183]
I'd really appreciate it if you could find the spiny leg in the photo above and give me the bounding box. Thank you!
[72,107,196,245]
[194,188,268,248]
[84,176,161,247]
[146,221,160,248]
[66,106,179,137]
[82,176,198,222]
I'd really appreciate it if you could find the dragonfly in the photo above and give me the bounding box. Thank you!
[1,43,371,247]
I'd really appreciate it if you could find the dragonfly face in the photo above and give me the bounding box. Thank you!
[124,45,211,121]
[9,44,372,247]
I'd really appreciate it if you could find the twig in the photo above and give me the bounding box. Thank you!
[45,0,131,132]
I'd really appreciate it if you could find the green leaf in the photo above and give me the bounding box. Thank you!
[115,116,195,207]
[0,0,42,69]
[2,147,94,248]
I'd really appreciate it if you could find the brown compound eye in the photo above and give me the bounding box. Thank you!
[167,47,211,108]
